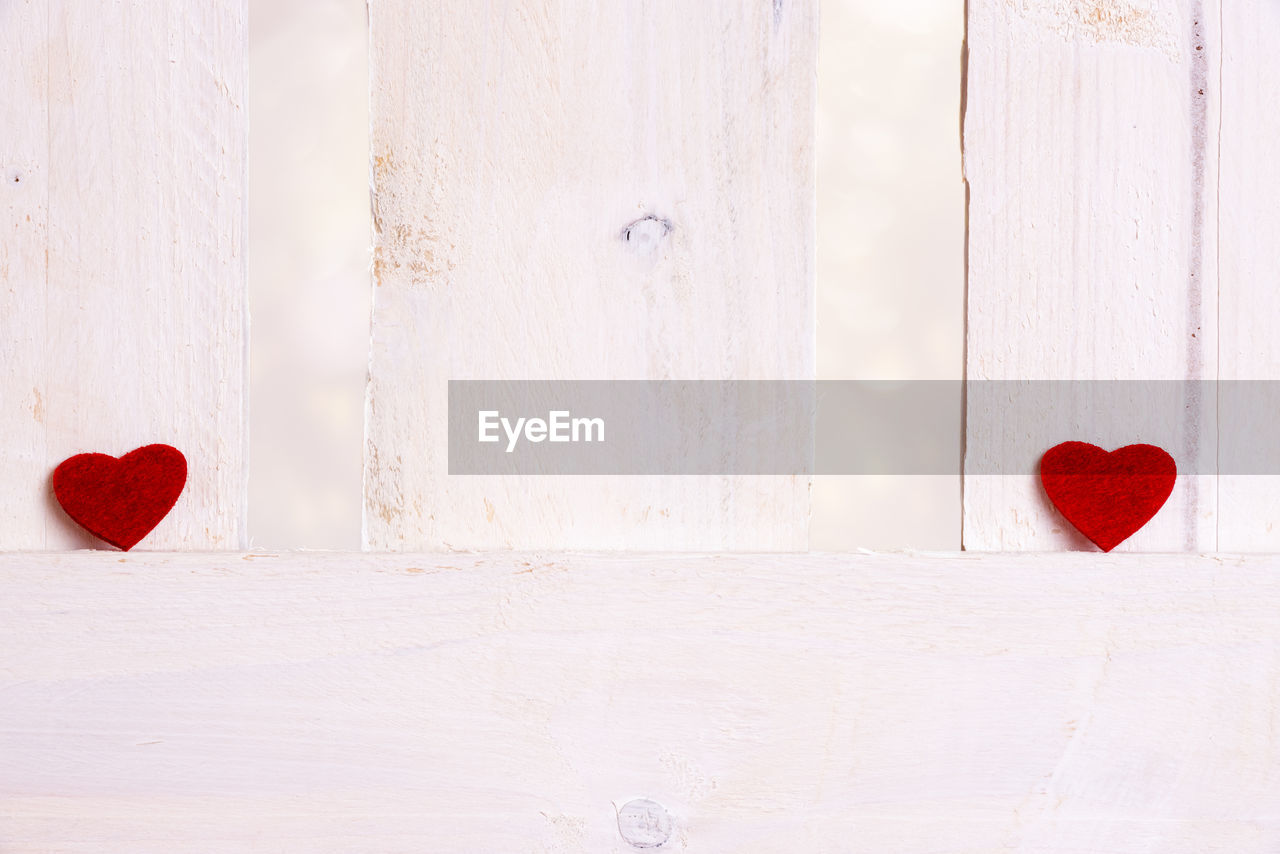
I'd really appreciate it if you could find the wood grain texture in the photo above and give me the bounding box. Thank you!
[0,0,247,550]
[365,0,817,551]
[1217,0,1280,550]
[0,0,50,549]
[3,550,1280,851]
[963,0,1219,551]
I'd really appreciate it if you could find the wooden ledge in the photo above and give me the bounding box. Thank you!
[2,551,1277,851]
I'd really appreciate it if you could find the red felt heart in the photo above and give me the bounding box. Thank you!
[52,444,187,550]
[1039,441,1176,552]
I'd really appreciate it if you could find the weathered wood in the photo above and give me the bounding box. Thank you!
[3,550,1279,851]
[1217,0,1280,550]
[365,0,817,550]
[963,0,1219,550]
[0,0,50,549]
[0,0,248,549]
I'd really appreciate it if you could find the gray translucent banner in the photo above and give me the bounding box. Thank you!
[447,381,1272,475]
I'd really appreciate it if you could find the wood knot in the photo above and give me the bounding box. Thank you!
[620,215,673,252]
[616,798,672,848]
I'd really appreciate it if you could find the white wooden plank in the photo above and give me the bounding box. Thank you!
[963,0,1219,550]
[0,0,50,549]
[0,1,248,549]
[1216,0,1280,550]
[3,550,1280,851]
[365,0,817,550]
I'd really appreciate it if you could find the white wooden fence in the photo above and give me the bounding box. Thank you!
[3,0,1278,851]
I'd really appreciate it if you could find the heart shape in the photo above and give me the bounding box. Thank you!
[1039,441,1176,551]
[52,444,187,550]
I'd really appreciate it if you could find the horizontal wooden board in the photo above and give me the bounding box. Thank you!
[2,551,1278,851]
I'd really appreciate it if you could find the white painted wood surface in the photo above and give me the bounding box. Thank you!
[365,0,817,551]
[4,550,1280,852]
[964,0,1219,551]
[0,0,248,550]
[1217,0,1280,551]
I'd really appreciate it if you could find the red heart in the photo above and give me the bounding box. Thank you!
[52,444,187,550]
[1039,442,1176,552]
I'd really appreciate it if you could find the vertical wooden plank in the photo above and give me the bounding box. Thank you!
[963,0,1219,551]
[0,0,50,549]
[366,1,817,550]
[1217,0,1279,551]
[0,1,248,549]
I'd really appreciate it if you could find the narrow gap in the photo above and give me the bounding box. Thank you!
[958,0,971,550]
[1186,0,1209,551]
[43,1,52,548]
[1214,0,1224,552]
